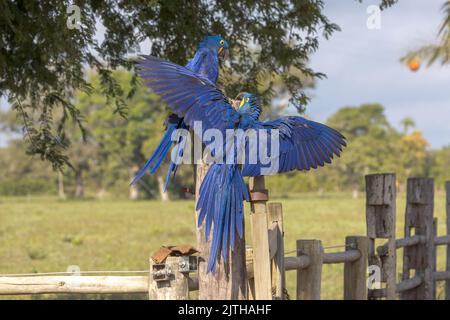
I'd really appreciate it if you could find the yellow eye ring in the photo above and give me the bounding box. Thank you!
[219,39,225,45]
[246,98,249,102]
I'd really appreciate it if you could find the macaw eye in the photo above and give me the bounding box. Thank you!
[219,40,225,45]
[246,98,249,102]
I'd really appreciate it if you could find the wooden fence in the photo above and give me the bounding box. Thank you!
[0,174,449,300]
[364,175,450,300]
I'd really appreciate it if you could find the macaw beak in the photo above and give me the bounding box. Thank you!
[234,92,245,101]
[231,93,244,110]
[233,93,246,109]
[218,47,229,63]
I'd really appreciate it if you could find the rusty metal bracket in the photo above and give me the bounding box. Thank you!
[152,263,172,281]
[179,256,198,273]
[250,190,269,202]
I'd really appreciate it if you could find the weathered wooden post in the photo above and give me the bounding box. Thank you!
[195,162,247,299]
[445,181,450,299]
[344,236,369,300]
[268,202,285,300]
[149,256,189,300]
[401,178,435,300]
[433,217,438,300]
[365,173,397,299]
[296,239,323,300]
[249,176,272,300]
[246,247,255,300]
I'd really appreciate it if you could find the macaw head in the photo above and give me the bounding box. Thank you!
[235,92,262,121]
[198,35,229,62]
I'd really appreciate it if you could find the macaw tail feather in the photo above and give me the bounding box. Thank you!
[196,164,249,273]
[163,126,189,192]
[130,120,179,186]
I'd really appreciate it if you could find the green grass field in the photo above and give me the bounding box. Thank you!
[0,192,448,299]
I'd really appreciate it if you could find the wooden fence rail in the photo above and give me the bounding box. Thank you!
[1,175,449,300]
[0,276,149,295]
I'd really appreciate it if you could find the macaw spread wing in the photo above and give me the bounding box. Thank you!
[137,55,240,138]
[242,116,346,176]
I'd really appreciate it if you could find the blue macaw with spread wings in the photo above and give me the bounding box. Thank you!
[136,56,346,273]
[131,35,229,188]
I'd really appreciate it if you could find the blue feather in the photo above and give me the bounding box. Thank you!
[197,164,248,273]
[130,122,178,185]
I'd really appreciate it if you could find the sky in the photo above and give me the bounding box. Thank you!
[305,0,450,149]
[1,0,449,148]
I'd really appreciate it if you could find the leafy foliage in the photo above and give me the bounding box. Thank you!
[431,145,450,187]
[0,140,56,195]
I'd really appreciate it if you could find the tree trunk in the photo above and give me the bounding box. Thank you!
[75,169,84,198]
[129,185,139,200]
[129,166,139,200]
[96,188,106,199]
[156,172,169,202]
[195,162,247,300]
[58,171,66,199]
[352,183,359,199]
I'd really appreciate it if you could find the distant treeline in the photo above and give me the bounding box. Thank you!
[1,71,449,200]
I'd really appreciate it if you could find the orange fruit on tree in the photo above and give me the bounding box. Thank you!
[408,57,420,72]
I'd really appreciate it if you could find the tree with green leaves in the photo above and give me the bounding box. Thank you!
[0,0,396,169]
[74,70,149,199]
[73,70,189,200]
[400,117,416,134]
[0,140,56,196]
[397,129,430,189]
[326,104,401,197]
[0,69,180,200]
[431,145,450,188]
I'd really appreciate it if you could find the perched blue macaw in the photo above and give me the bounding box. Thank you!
[136,56,346,273]
[131,35,229,188]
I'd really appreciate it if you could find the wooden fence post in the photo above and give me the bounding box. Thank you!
[246,247,256,300]
[249,176,272,300]
[268,202,285,300]
[401,178,435,300]
[433,217,438,300]
[365,173,397,299]
[445,181,450,300]
[149,256,189,300]
[344,236,369,300]
[296,240,323,300]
